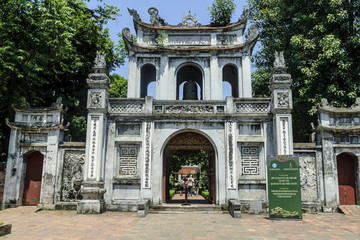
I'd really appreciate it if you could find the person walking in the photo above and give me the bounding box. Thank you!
[179,178,184,196]
[187,175,194,197]
[194,179,200,196]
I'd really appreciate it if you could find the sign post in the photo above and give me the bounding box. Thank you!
[267,155,302,219]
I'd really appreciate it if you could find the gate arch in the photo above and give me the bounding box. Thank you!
[162,130,217,204]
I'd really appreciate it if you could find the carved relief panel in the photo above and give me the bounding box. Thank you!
[60,151,85,201]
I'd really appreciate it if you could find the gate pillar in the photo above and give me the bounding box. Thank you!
[78,52,109,214]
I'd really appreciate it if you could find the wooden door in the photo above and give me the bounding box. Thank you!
[337,154,356,205]
[23,151,43,205]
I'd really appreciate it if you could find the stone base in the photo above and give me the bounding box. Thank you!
[0,224,12,236]
[323,206,338,213]
[77,200,105,214]
[55,202,78,210]
[229,200,241,218]
[37,203,56,210]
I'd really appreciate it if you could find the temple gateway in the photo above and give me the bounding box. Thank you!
[3,8,360,215]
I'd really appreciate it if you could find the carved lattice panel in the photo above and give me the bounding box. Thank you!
[241,146,260,175]
[119,146,138,175]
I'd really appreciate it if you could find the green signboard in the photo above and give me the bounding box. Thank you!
[267,155,302,219]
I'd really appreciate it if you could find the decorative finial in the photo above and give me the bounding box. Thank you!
[274,51,286,68]
[51,97,63,108]
[94,51,106,68]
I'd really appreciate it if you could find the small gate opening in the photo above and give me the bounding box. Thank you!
[23,151,44,205]
[337,152,358,205]
[163,131,215,204]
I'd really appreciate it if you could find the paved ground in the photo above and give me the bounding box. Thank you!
[1,206,360,239]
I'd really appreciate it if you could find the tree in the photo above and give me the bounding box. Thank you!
[0,0,125,161]
[109,74,127,98]
[208,0,236,26]
[170,150,209,174]
[249,0,360,141]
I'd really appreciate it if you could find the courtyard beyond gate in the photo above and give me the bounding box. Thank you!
[1,206,360,239]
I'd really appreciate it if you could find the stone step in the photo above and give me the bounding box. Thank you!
[338,205,360,216]
[150,204,228,214]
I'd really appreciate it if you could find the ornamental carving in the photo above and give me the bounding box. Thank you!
[241,145,260,175]
[236,103,270,113]
[148,7,167,26]
[60,151,85,201]
[277,92,290,108]
[274,51,286,68]
[164,105,214,114]
[298,153,318,202]
[179,11,201,27]
[94,51,106,68]
[90,91,103,108]
[119,145,138,176]
[246,26,259,43]
[122,28,135,43]
[109,103,143,113]
[166,132,213,151]
[128,8,141,22]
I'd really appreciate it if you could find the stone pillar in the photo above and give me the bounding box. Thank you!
[241,51,252,98]
[270,52,294,155]
[78,52,109,214]
[210,55,221,100]
[127,56,138,98]
[321,134,338,212]
[158,55,171,100]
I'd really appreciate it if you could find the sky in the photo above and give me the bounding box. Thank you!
[87,0,250,78]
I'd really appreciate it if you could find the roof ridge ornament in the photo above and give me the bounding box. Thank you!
[240,9,250,21]
[128,8,142,22]
[148,7,167,26]
[181,11,200,27]
[246,25,259,43]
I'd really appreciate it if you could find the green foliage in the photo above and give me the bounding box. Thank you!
[208,0,236,26]
[169,189,176,199]
[170,150,209,173]
[202,190,210,200]
[249,0,360,141]
[0,0,125,158]
[109,74,127,98]
[156,33,168,48]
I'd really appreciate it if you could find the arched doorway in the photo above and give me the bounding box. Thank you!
[23,151,44,205]
[337,152,358,205]
[163,131,216,204]
[176,64,203,100]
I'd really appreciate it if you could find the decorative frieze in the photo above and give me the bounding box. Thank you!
[217,35,236,45]
[61,151,85,201]
[235,103,270,113]
[109,103,143,113]
[164,105,214,114]
[143,122,152,188]
[118,145,138,176]
[167,35,211,46]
